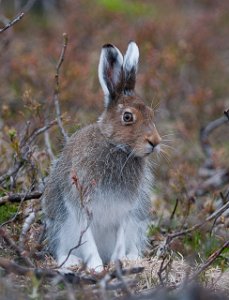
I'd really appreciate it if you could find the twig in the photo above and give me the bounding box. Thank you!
[114,260,132,295]
[191,111,229,197]
[200,114,229,168]
[110,266,145,278]
[44,129,55,160]
[0,12,24,34]
[56,225,89,269]
[0,184,36,227]
[170,199,179,221]
[99,265,144,294]
[0,257,96,284]
[19,210,36,249]
[25,119,57,146]
[0,119,57,185]
[193,169,229,197]
[157,193,229,258]
[105,279,137,291]
[0,256,144,291]
[157,256,167,286]
[53,33,69,142]
[182,240,229,285]
[0,161,24,185]
[168,197,229,241]
[0,228,33,267]
[0,191,42,206]
[168,198,180,233]
[157,256,172,286]
[0,0,37,34]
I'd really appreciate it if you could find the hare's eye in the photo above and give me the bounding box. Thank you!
[123,111,134,123]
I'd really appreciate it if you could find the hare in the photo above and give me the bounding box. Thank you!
[42,42,161,271]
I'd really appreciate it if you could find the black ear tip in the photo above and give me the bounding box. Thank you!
[102,43,114,49]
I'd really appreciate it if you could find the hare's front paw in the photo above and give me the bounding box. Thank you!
[87,257,103,273]
[58,254,82,268]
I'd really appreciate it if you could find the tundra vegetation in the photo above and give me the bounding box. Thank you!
[0,0,228,299]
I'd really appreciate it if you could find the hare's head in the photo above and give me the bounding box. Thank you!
[98,42,161,158]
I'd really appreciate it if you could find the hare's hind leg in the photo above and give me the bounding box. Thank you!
[111,225,126,262]
[57,203,103,272]
[79,227,103,272]
[56,208,83,268]
[111,219,142,262]
[125,218,148,260]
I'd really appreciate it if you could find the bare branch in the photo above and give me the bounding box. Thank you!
[157,256,172,286]
[19,210,36,249]
[190,239,229,281]
[200,114,229,168]
[44,129,55,160]
[110,266,145,278]
[0,119,57,185]
[193,169,229,197]
[157,192,229,259]
[53,33,69,143]
[0,183,37,227]
[192,111,229,197]
[0,256,144,288]
[114,260,132,295]
[0,12,24,34]
[0,191,42,206]
[168,196,229,241]
[25,119,57,146]
[0,257,97,284]
[169,198,179,222]
[99,265,144,293]
[56,226,89,269]
[0,228,33,267]
[0,161,24,185]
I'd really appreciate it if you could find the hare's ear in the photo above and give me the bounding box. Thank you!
[123,41,139,93]
[98,44,123,108]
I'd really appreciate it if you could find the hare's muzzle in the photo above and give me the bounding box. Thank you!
[145,127,161,152]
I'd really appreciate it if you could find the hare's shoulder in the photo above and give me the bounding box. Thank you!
[65,123,106,162]
[68,123,103,147]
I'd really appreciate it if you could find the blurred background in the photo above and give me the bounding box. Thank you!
[0,0,229,261]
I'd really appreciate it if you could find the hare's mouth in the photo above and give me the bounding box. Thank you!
[144,141,155,154]
[143,142,161,156]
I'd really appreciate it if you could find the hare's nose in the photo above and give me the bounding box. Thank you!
[145,129,161,149]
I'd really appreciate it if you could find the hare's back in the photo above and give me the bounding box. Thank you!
[65,123,105,163]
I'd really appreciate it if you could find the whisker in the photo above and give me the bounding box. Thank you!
[159,148,170,157]
[161,139,174,143]
[150,158,159,167]
[158,150,172,165]
[150,95,160,111]
[160,143,176,151]
[119,148,136,177]
[161,133,176,137]
[152,100,161,111]
[162,132,176,136]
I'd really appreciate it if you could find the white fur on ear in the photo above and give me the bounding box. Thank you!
[98,44,123,107]
[98,48,110,96]
[123,41,139,73]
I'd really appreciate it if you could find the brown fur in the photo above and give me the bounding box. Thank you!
[99,94,161,157]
